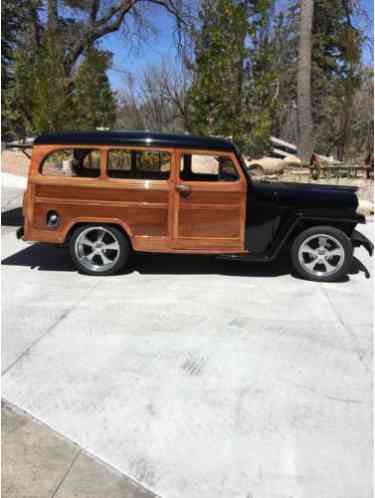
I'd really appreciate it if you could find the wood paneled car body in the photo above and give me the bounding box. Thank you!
[17,131,373,281]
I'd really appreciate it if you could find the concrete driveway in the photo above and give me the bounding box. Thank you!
[2,182,373,498]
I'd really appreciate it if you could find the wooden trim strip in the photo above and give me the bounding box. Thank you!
[178,203,242,210]
[31,177,170,191]
[175,236,241,241]
[34,197,168,209]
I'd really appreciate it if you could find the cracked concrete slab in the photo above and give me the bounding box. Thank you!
[2,402,158,498]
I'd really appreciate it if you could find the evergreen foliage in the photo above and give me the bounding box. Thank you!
[74,50,117,130]
[189,0,248,139]
[272,0,366,159]
[189,0,278,156]
[310,0,364,159]
[2,0,30,85]
[2,0,37,139]
[31,34,74,134]
[3,35,117,137]
[3,43,36,139]
[1,0,372,161]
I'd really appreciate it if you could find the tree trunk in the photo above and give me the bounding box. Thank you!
[297,0,314,163]
[47,0,58,32]
[336,96,352,161]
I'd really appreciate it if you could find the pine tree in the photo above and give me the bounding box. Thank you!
[2,0,21,86]
[311,0,363,159]
[189,0,278,156]
[74,50,117,129]
[2,0,37,139]
[31,33,75,133]
[3,46,36,139]
[241,0,279,156]
[190,0,248,141]
[278,0,364,159]
[3,0,186,140]
[297,0,314,162]
[6,39,117,136]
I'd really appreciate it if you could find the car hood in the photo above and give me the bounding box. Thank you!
[252,180,359,210]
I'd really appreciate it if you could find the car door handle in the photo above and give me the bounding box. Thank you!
[176,184,191,196]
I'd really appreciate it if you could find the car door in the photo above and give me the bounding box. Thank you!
[172,149,247,252]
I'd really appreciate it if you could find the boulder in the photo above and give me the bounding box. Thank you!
[283,155,302,167]
[245,157,285,175]
[357,199,374,216]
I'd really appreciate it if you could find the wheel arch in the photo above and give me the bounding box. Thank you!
[63,218,133,249]
[287,218,357,242]
[270,216,358,259]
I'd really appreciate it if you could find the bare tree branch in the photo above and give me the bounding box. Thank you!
[63,0,189,75]
[89,0,101,23]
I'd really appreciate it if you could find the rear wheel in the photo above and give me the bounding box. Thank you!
[291,226,353,282]
[70,225,129,276]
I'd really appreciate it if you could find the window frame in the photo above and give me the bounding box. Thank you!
[177,149,243,184]
[38,146,105,180]
[105,146,174,183]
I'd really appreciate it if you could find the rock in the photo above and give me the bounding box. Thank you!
[245,157,285,174]
[357,199,374,216]
[283,155,302,167]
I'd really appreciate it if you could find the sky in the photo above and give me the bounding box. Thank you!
[101,5,181,94]
[102,0,374,95]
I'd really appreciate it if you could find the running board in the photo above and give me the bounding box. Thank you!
[216,253,271,262]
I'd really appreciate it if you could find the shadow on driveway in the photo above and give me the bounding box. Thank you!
[1,207,23,227]
[1,242,371,280]
[1,243,291,277]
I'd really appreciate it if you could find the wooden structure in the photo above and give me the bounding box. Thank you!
[22,134,248,255]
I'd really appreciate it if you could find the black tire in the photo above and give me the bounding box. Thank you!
[290,225,353,282]
[69,224,130,276]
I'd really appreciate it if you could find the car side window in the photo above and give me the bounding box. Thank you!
[41,149,101,177]
[180,154,239,182]
[107,149,171,180]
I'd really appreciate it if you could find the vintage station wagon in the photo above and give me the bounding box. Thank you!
[17,131,373,281]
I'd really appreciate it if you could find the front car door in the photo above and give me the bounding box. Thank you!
[172,149,247,252]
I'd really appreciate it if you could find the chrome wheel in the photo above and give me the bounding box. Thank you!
[75,226,120,273]
[298,234,345,278]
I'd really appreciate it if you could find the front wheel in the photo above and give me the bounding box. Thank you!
[291,226,353,282]
[70,225,130,276]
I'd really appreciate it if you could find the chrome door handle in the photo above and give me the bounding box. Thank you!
[176,184,191,196]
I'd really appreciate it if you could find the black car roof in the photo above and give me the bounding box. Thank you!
[33,131,236,152]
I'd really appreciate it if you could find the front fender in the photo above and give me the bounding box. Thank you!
[351,229,374,256]
[268,213,366,260]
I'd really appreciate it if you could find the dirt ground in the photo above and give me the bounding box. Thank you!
[1,150,30,177]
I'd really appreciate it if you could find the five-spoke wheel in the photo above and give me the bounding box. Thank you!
[291,226,353,282]
[70,225,129,275]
